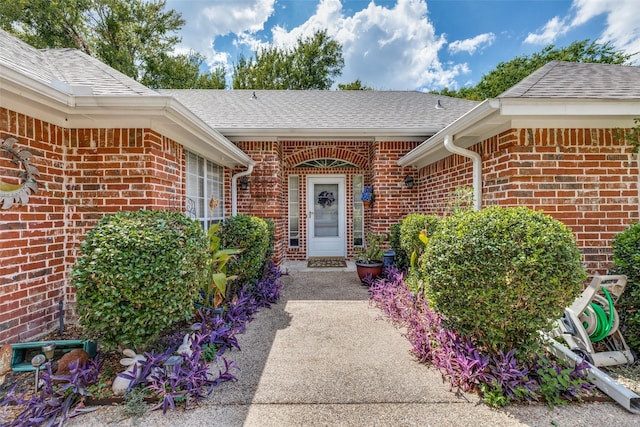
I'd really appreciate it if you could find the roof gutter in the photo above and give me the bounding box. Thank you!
[444,134,482,211]
[398,99,499,168]
[0,65,253,168]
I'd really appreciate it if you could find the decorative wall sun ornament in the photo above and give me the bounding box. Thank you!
[0,137,39,209]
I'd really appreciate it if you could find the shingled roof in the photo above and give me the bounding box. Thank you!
[499,61,640,99]
[159,89,478,136]
[0,29,156,96]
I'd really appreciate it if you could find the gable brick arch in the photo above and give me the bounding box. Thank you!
[284,146,368,169]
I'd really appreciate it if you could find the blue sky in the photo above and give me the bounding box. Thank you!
[165,0,640,91]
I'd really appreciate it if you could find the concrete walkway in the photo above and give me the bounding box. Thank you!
[69,265,638,426]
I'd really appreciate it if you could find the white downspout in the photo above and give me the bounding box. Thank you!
[443,134,482,211]
[231,164,254,216]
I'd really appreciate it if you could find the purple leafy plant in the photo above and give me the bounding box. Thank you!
[122,332,239,414]
[252,261,285,308]
[1,263,284,423]
[370,266,594,406]
[0,357,102,427]
[119,263,284,413]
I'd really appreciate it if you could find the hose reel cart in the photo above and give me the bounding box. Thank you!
[550,275,634,367]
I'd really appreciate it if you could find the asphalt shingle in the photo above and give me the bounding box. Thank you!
[43,48,158,96]
[499,60,640,99]
[0,29,156,96]
[159,89,478,132]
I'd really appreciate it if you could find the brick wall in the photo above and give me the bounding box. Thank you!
[1,109,68,344]
[419,127,639,274]
[0,107,185,344]
[371,140,420,235]
[234,141,286,261]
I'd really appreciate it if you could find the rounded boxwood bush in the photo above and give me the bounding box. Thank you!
[219,214,272,288]
[611,222,640,353]
[422,206,586,357]
[71,210,208,351]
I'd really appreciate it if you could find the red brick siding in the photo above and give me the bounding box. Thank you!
[1,110,67,344]
[1,107,185,344]
[418,127,639,275]
[233,141,286,261]
[371,140,420,235]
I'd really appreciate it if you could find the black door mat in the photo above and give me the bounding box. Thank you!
[307,257,347,268]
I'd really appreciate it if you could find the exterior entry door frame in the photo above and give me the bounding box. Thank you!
[306,175,346,257]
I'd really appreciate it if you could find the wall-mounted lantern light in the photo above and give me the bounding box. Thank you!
[403,175,414,189]
[240,176,249,191]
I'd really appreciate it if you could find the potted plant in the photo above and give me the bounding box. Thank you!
[361,186,374,209]
[355,232,385,284]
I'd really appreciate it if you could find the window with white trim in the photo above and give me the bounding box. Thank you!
[353,174,364,247]
[186,151,224,230]
[288,175,300,247]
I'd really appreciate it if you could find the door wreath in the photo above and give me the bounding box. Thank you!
[317,191,335,208]
[0,137,39,209]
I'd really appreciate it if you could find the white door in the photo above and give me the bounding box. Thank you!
[307,176,346,257]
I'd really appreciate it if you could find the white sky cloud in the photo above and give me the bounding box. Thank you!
[448,33,496,55]
[525,0,640,63]
[524,16,569,45]
[167,0,276,69]
[201,0,276,34]
[263,0,468,90]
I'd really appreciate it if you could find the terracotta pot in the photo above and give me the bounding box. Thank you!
[355,261,384,284]
[363,200,372,209]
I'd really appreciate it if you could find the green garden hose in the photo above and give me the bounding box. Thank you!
[583,287,615,343]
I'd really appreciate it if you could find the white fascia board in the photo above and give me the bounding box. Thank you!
[509,117,638,129]
[158,98,254,167]
[398,99,500,168]
[73,96,253,167]
[217,127,439,140]
[0,65,71,105]
[1,70,253,167]
[499,99,640,117]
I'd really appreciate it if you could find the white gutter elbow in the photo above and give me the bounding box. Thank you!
[443,134,482,211]
[231,164,254,216]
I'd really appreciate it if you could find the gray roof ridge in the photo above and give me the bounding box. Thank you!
[498,61,561,98]
[41,47,157,96]
[40,47,66,86]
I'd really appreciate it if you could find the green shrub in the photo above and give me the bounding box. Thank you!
[389,222,409,271]
[399,213,441,265]
[422,206,586,357]
[218,215,272,289]
[611,222,640,353]
[264,218,276,260]
[71,210,208,351]
[399,213,440,294]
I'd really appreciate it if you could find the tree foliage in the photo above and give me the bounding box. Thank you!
[433,40,634,100]
[142,51,226,89]
[233,29,344,90]
[0,0,223,89]
[337,79,372,90]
